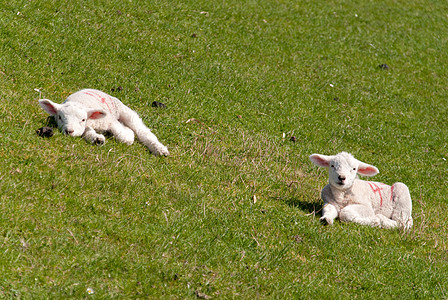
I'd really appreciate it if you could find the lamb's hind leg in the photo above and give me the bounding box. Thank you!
[391,183,413,229]
[339,204,382,227]
[376,214,398,229]
[118,106,169,156]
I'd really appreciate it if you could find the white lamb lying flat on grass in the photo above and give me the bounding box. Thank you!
[309,152,413,229]
[39,89,169,156]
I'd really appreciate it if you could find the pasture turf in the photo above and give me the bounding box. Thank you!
[0,0,447,298]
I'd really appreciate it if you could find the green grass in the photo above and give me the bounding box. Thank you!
[1,0,448,298]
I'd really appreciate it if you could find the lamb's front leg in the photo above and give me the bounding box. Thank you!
[320,203,338,225]
[83,126,105,145]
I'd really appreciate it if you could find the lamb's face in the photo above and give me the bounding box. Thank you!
[39,99,107,137]
[56,104,88,137]
[310,152,380,191]
[328,153,359,190]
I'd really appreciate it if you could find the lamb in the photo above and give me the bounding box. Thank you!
[309,152,413,229]
[38,89,169,156]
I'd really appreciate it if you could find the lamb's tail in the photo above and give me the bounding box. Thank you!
[119,106,169,156]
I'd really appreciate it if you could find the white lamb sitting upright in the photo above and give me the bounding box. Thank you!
[309,152,413,229]
[38,89,169,156]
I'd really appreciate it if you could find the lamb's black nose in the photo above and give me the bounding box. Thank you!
[65,129,74,135]
[338,175,346,181]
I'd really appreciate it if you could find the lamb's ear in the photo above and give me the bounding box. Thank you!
[38,99,60,116]
[87,109,107,120]
[357,162,379,176]
[309,154,332,168]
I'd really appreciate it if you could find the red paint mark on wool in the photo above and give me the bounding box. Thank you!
[368,182,384,206]
[83,91,115,113]
[367,182,393,207]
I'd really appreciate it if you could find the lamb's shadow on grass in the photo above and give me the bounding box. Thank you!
[44,116,115,138]
[279,196,323,218]
[35,116,58,138]
[44,116,58,128]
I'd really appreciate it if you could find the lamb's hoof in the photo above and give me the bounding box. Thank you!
[93,137,105,145]
[320,217,332,226]
[154,146,169,156]
[402,217,413,230]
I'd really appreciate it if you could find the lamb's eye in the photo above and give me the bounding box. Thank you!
[82,119,86,122]
[58,116,61,120]
[353,168,356,171]
[331,164,334,168]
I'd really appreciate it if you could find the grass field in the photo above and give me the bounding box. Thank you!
[1,0,448,298]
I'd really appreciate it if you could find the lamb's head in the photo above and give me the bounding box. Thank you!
[39,99,106,136]
[310,152,379,190]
